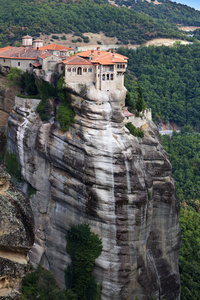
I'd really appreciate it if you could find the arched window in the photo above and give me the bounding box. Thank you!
[123,64,125,69]
[111,74,114,80]
[83,68,87,72]
[107,74,109,80]
[102,74,105,81]
[77,67,82,75]
[72,68,76,72]
[117,64,119,68]
[88,68,92,72]
[67,68,71,72]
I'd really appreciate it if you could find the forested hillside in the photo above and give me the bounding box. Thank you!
[113,0,200,27]
[118,44,200,128]
[0,0,184,47]
[161,128,200,300]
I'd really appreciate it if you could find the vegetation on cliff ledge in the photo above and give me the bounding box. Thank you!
[65,224,102,300]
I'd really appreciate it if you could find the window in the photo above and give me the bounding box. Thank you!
[77,67,82,75]
[123,64,125,69]
[83,68,87,72]
[107,74,109,80]
[29,63,32,67]
[18,62,20,66]
[117,64,119,68]
[67,68,71,72]
[72,68,76,72]
[88,68,92,72]
[111,74,114,80]
[61,66,64,71]
[4,59,5,63]
[102,74,105,81]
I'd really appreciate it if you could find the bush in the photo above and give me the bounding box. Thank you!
[6,67,22,86]
[56,103,75,131]
[20,265,77,300]
[52,35,59,40]
[5,151,21,181]
[20,71,38,96]
[65,224,102,300]
[61,35,67,40]
[125,122,144,138]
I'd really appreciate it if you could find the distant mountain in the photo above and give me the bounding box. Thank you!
[112,0,200,26]
[0,0,186,47]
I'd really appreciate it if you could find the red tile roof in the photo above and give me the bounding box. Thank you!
[124,110,134,117]
[76,49,128,65]
[32,62,42,67]
[37,44,74,51]
[39,52,52,59]
[0,46,13,52]
[0,47,44,59]
[62,56,92,65]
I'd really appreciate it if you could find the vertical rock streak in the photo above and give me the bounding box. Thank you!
[6,88,181,300]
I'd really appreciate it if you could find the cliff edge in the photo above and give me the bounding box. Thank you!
[6,85,181,300]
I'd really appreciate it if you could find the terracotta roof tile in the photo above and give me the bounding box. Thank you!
[75,49,128,65]
[32,62,42,67]
[62,56,92,65]
[38,44,74,51]
[124,110,134,117]
[0,46,13,52]
[39,52,52,59]
[0,47,44,59]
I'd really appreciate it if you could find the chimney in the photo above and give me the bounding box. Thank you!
[108,48,111,52]
[91,50,94,60]
[97,46,100,51]
[112,49,115,61]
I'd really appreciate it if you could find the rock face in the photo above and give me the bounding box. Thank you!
[0,74,19,154]
[6,85,181,300]
[0,168,34,298]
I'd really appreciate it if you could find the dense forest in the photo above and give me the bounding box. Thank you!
[113,0,200,27]
[161,128,200,300]
[0,0,185,47]
[118,44,200,128]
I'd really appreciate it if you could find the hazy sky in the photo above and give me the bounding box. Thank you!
[170,0,200,11]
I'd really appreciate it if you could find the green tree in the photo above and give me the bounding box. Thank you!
[6,67,22,86]
[135,84,146,113]
[65,224,102,300]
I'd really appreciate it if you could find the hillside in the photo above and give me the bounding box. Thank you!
[118,43,200,128]
[112,0,200,27]
[0,0,185,47]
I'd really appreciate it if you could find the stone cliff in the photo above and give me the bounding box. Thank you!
[6,84,181,300]
[0,168,34,299]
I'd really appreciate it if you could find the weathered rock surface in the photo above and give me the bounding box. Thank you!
[0,168,34,299]
[6,85,181,300]
[0,74,19,154]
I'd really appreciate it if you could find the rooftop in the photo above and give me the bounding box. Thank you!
[76,49,128,65]
[62,56,92,65]
[37,44,74,51]
[0,47,44,59]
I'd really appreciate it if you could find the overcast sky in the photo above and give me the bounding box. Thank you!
[170,0,200,11]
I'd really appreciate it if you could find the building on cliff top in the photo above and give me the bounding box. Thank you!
[0,35,74,75]
[58,47,128,91]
